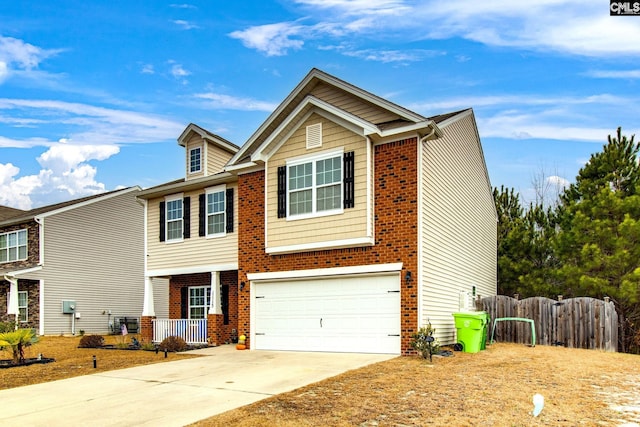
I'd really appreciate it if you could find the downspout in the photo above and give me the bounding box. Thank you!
[34,216,45,334]
[34,216,44,265]
[417,123,436,329]
[419,124,437,144]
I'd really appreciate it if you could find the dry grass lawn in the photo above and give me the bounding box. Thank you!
[0,334,198,390]
[191,344,640,427]
[2,336,640,426]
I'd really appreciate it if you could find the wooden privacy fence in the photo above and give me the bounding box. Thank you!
[480,295,618,352]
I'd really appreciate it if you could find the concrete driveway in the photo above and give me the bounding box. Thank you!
[0,344,396,427]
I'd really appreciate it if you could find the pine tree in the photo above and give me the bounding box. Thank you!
[556,127,640,352]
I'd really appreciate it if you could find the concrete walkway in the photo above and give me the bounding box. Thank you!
[0,344,396,426]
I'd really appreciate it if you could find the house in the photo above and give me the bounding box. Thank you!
[139,69,497,354]
[1,187,145,335]
[136,124,240,346]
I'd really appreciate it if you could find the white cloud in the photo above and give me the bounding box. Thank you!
[170,3,197,9]
[141,64,155,74]
[0,144,120,209]
[295,0,410,16]
[0,163,42,209]
[477,112,625,143]
[408,93,628,114]
[229,22,305,56]
[230,0,640,58]
[0,36,63,83]
[0,98,183,148]
[342,48,444,63]
[38,144,119,173]
[0,61,8,83]
[547,175,569,189]
[167,61,190,83]
[194,92,277,111]
[172,20,200,30]
[585,70,640,79]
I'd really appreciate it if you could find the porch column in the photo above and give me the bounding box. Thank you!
[142,276,155,316]
[207,271,223,345]
[5,275,19,330]
[209,271,222,315]
[141,277,155,343]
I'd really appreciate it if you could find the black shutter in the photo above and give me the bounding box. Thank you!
[277,166,286,218]
[183,197,191,239]
[226,188,234,233]
[198,194,206,237]
[344,151,355,209]
[180,287,188,319]
[159,201,166,242]
[222,284,229,325]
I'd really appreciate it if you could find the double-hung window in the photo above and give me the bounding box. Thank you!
[0,229,27,263]
[18,291,27,322]
[287,151,343,218]
[189,286,211,319]
[206,187,226,236]
[166,197,183,241]
[189,147,202,174]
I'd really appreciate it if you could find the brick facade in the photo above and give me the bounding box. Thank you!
[0,220,40,270]
[0,279,40,330]
[238,138,420,353]
[168,270,239,345]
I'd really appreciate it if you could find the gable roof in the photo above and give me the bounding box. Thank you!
[178,123,239,154]
[0,187,141,227]
[0,206,26,222]
[227,68,444,169]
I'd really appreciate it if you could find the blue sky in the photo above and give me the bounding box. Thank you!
[1,1,639,209]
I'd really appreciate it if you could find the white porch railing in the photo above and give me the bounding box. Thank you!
[152,319,208,345]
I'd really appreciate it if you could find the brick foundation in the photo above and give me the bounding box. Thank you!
[140,316,155,343]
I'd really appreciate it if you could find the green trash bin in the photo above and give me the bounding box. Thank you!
[452,311,489,353]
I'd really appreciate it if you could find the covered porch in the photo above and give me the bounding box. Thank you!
[140,269,239,346]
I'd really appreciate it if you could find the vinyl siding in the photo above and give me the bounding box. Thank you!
[206,141,233,175]
[39,189,145,335]
[310,82,401,125]
[266,114,371,250]
[152,277,169,319]
[419,111,497,344]
[146,184,238,270]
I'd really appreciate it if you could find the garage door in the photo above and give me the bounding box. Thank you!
[253,273,401,354]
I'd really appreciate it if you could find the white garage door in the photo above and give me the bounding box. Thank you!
[253,273,401,354]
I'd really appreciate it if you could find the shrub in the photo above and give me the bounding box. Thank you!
[158,336,187,352]
[79,334,105,348]
[0,321,14,333]
[0,328,38,364]
[411,323,440,360]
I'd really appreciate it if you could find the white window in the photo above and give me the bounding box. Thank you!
[166,197,183,241]
[288,151,342,218]
[189,147,202,174]
[18,291,27,323]
[189,286,211,319]
[0,229,27,263]
[206,186,225,236]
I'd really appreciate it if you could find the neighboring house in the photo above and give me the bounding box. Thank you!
[0,187,145,335]
[139,69,497,354]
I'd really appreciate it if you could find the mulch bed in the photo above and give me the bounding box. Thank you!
[0,357,55,369]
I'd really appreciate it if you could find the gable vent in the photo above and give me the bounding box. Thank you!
[306,123,322,149]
